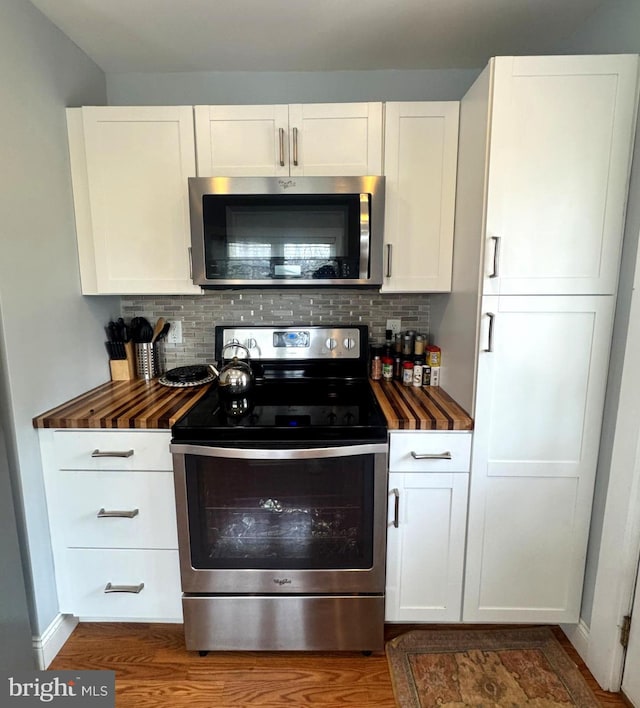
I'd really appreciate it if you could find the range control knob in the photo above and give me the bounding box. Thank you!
[343,337,357,351]
[325,337,338,351]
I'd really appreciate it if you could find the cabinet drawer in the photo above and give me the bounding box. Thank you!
[59,549,182,620]
[57,470,177,549]
[389,432,471,472]
[53,430,172,471]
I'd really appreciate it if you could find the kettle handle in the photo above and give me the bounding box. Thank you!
[221,342,251,360]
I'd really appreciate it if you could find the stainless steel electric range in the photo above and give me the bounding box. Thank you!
[170,325,388,652]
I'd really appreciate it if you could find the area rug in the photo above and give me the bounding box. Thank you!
[386,627,600,707]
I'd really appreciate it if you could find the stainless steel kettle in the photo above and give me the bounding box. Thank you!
[211,343,254,396]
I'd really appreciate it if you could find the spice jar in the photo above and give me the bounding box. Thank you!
[414,334,425,356]
[370,345,383,380]
[412,355,425,387]
[393,354,403,381]
[382,353,394,381]
[402,334,413,357]
[402,360,414,386]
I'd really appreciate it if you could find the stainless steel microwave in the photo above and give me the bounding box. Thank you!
[188,176,385,287]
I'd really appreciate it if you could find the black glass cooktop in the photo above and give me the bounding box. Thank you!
[171,379,387,444]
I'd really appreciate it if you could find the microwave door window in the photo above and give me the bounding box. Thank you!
[202,195,363,281]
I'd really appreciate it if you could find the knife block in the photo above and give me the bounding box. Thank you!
[109,341,136,381]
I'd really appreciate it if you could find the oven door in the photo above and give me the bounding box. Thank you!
[171,443,388,594]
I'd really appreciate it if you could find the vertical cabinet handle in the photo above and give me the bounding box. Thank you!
[278,128,285,167]
[484,312,495,352]
[91,449,134,458]
[489,236,501,278]
[188,245,193,279]
[292,127,299,166]
[104,582,144,594]
[386,244,393,278]
[392,488,400,528]
[97,508,139,519]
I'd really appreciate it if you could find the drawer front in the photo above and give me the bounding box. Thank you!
[53,430,172,471]
[389,432,471,473]
[59,549,182,620]
[58,470,178,549]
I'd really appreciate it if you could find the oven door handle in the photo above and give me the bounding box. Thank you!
[170,443,388,459]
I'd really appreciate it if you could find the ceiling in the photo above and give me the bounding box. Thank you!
[29,0,606,73]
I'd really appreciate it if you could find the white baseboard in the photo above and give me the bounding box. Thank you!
[32,613,78,669]
[561,619,590,663]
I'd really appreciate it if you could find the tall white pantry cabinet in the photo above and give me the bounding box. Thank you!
[432,55,639,623]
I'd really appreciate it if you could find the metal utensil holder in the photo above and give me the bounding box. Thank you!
[135,342,163,380]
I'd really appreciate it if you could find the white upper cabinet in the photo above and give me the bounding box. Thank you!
[381,102,460,293]
[67,106,200,295]
[194,103,383,177]
[483,55,638,296]
[194,105,289,177]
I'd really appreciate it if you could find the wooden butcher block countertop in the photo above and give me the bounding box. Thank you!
[370,380,473,431]
[33,379,212,430]
[33,377,472,432]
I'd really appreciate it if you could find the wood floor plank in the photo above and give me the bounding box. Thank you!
[48,622,628,707]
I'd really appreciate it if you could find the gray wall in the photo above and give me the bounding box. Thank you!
[552,0,640,628]
[0,0,115,635]
[106,68,480,105]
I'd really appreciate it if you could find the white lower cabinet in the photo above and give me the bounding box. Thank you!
[385,431,471,622]
[59,549,181,621]
[463,295,615,623]
[39,429,182,622]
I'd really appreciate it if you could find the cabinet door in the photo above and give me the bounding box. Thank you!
[386,470,468,622]
[464,294,615,622]
[68,106,200,295]
[194,105,289,177]
[484,55,638,295]
[381,102,459,293]
[288,103,382,176]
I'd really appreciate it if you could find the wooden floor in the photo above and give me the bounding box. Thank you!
[49,623,629,707]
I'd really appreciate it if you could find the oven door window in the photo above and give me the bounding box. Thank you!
[185,453,375,569]
[202,194,365,280]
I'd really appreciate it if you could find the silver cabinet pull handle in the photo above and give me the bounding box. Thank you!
[104,582,144,594]
[278,127,285,167]
[188,245,193,279]
[97,508,139,519]
[91,449,134,458]
[386,244,392,278]
[410,451,452,460]
[489,236,501,278]
[484,312,495,353]
[292,126,299,166]
[392,488,400,528]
